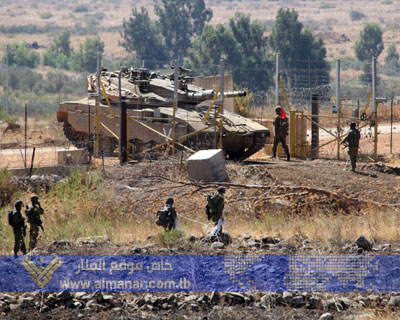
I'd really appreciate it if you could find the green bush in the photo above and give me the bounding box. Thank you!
[0,24,61,34]
[2,42,40,68]
[40,12,52,19]
[73,4,89,13]
[319,3,335,9]
[349,9,365,21]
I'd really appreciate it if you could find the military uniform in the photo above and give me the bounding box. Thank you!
[26,203,44,251]
[162,205,177,231]
[209,191,224,223]
[10,207,27,256]
[342,126,361,171]
[272,108,290,161]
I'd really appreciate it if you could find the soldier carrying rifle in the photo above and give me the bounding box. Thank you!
[25,195,44,251]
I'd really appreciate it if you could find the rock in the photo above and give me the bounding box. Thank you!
[57,290,73,302]
[9,303,19,311]
[323,299,336,311]
[19,297,34,309]
[282,291,293,305]
[190,303,200,311]
[308,296,322,309]
[197,294,209,304]
[338,297,353,310]
[355,235,372,251]
[210,291,220,305]
[389,296,400,309]
[102,295,114,303]
[247,240,259,248]
[261,236,279,244]
[3,294,17,303]
[186,149,228,182]
[243,234,252,240]
[319,313,334,320]
[291,295,305,308]
[184,295,198,303]
[131,247,142,254]
[211,242,225,250]
[167,294,176,304]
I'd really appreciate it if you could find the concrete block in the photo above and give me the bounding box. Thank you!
[187,149,228,182]
[57,149,87,165]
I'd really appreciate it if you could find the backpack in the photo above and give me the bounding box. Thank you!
[206,193,219,212]
[280,117,289,133]
[156,209,172,227]
[8,210,14,227]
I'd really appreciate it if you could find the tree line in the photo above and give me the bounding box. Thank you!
[2,0,398,94]
[2,29,104,73]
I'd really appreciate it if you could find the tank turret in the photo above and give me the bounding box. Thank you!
[58,67,269,160]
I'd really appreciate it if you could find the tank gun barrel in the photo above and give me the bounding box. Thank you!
[221,91,247,98]
[186,90,247,102]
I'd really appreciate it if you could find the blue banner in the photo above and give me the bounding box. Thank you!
[0,255,399,292]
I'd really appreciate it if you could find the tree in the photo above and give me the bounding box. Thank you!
[355,23,383,83]
[269,8,330,88]
[2,42,40,68]
[187,13,272,92]
[154,0,212,59]
[70,36,105,73]
[43,29,72,68]
[120,7,168,64]
[355,23,384,62]
[384,43,399,75]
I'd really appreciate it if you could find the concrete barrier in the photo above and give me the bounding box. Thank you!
[187,149,228,182]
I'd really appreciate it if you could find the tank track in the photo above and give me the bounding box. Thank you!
[62,122,118,156]
[236,132,267,161]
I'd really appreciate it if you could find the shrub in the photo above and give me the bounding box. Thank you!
[2,42,40,68]
[73,4,89,13]
[349,9,365,21]
[319,3,335,9]
[39,12,52,19]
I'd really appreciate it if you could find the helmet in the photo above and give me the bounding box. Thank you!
[275,106,282,115]
[350,122,356,129]
[217,186,226,194]
[15,200,24,207]
[166,197,174,204]
[31,195,39,202]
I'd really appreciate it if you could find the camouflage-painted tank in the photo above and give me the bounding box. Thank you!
[57,68,270,160]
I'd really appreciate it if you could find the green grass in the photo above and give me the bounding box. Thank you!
[319,3,336,9]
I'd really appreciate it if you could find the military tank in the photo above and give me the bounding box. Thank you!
[57,68,270,160]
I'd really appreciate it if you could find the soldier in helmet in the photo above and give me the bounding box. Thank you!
[156,198,178,231]
[8,200,27,257]
[341,122,361,171]
[206,186,226,236]
[272,106,290,161]
[25,195,44,251]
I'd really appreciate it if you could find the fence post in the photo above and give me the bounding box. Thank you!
[311,94,319,159]
[372,57,377,161]
[275,53,280,106]
[335,59,341,159]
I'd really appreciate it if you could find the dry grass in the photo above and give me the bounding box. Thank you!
[1,165,400,255]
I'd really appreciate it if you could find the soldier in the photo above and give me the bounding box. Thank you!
[8,200,27,257]
[206,186,225,236]
[156,198,178,231]
[25,195,44,251]
[272,106,290,161]
[341,122,361,171]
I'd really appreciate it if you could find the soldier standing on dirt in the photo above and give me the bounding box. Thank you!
[341,122,361,171]
[8,200,27,257]
[206,186,225,236]
[156,198,178,231]
[25,195,44,251]
[272,106,290,161]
